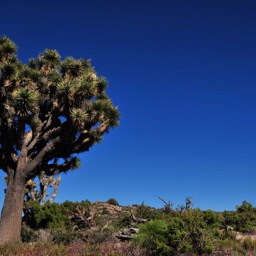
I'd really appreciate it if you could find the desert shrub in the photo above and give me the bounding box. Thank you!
[223,201,256,232]
[102,225,117,234]
[33,242,66,255]
[0,241,22,256]
[134,210,216,255]
[36,229,52,242]
[21,224,38,243]
[218,238,248,255]
[84,229,113,245]
[222,211,239,229]
[133,220,170,256]
[187,225,214,254]
[136,204,162,220]
[62,200,92,229]
[62,200,91,212]
[166,217,187,254]
[116,215,132,228]
[66,242,101,256]
[167,212,214,255]
[237,201,255,213]
[242,238,256,251]
[203,210,223,228]
[181,209,206,227]
[180,209,215,254]
[51,228,81,244]
[24,201,71,229]
[107,198,119,206]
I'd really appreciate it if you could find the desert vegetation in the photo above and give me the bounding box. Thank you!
[0,199,256,255]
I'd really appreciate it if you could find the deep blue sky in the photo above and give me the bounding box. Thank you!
[1,0,256,211]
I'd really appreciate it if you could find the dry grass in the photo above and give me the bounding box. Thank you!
[0,241,146,256]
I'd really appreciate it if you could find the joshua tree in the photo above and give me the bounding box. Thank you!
[24,173,62,205]
[0,36,119,244]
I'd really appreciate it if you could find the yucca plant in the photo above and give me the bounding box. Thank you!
[70,108,88,129]
[0,36,119,245]
[42,49,61,68]
[11,88,39,117]
[61,57,83,78]
[0,36,17,61]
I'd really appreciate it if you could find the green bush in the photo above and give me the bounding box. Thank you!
[180,209,215,254]
[116,215,132,228]
[167,217,187,254]
[203,210,223,228]
[187,226,214,254]
[24,201,71,229]
[62,200,91,213]
[136,204,162,220]
[133,220,170,256]
[223,201,256,232]
[106,198,119,206]
[134,210,216,255]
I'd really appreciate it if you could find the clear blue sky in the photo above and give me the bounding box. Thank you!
[1,0,256,211]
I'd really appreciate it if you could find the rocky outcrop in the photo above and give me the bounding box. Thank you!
[116,214,150,240]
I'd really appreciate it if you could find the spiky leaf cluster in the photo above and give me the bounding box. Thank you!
[0,36,119,179]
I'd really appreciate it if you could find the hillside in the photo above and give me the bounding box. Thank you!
[1,199,256,255]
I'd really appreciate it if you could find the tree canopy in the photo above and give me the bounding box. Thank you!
[0,36,119,179]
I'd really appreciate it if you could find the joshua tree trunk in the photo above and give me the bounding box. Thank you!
[0,168,26,244]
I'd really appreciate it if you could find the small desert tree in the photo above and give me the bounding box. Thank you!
[0,36,119,244]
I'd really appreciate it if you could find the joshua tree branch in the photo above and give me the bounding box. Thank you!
[26,136,62,175]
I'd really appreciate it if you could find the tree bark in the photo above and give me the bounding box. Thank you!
[0,169,26,244]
